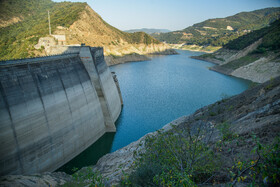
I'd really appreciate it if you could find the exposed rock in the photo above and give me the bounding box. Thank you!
[105,49,177,66]
[149,49,178,55]
[225,38,262,63]
[231,56,280,83]
[105,53,150,66]
[0,172,72,187]
[0,16,22,28]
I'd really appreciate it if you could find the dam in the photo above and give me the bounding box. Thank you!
[0,46,122,176]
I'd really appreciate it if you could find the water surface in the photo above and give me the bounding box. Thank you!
[58,50,250,173]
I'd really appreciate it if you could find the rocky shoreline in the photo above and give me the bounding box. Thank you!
[192,53,280,83]
[169,44,221,53]
[105,49,178,66]
[191,55,221,64]
[190,38,280,84]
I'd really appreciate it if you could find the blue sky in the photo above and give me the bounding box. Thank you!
[54,0,280,31]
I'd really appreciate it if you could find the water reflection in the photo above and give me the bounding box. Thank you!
[56,132,115,174]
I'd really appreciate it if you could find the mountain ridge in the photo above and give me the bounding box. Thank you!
[152,7,280,52]
[124,28,171,34]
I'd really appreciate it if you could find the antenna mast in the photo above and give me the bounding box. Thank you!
[48,10,51,35]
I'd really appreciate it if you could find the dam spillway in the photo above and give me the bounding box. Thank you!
[0,46,122,176]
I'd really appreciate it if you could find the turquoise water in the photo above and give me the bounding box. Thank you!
[58,50,250,174]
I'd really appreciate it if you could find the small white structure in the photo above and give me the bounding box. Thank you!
[52,35,66,45]
[227,26,234,30]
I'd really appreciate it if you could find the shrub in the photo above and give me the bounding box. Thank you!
[126,124,221,186]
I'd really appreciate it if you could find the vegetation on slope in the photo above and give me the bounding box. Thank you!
[0,0,86,60]
[224,19,280,51]
[152,7,280,47]
[122,129,280,186]
[0,0,52,21]
[0,0,161,61]
[197,19,280,65]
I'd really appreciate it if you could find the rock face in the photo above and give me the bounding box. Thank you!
[231,56,280,83]
[105,53,150,66]
[0,172,71,187]
[225,38,262,63]
[105,49,178,66]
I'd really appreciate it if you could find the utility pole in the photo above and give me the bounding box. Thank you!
[48,10,51,35]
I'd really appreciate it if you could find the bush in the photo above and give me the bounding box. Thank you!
[62,167,107,187]
[125,124,221,186]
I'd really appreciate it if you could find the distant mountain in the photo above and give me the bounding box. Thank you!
[124,28,171,34]
[0,0,173,61]
[152,7,280,51]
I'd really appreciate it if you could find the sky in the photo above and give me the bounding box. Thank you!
[53,0,280,31]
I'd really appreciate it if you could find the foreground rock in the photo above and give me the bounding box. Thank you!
[0,172,71,187]
[1,76,279,186]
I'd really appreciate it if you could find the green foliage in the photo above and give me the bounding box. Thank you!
[0,0,52,21]
[217,122,236,141]
[151,32,183,44]
[152,7,280,47]
[125,32,160,45]
[221,53,261,70]
[0,0,87,61]
[124,125,220,186]
[63,168,106,187]
[257,137,280,184]
[228,135,280,186]
[224,19,280,50]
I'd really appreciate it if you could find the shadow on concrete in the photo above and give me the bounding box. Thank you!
[56,132,115,174]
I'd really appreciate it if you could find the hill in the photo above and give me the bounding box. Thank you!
[192,19,280,83]
[152,7,280,52]
[0,0,174,61]
[124,28,171,34]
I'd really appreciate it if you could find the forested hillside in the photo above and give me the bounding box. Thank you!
[224,19,280,51]
[152,7,280,48]
[0,0,86,60]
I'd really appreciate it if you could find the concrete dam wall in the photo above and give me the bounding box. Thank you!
[0,46,122,176]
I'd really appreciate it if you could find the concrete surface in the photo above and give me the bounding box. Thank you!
[0,46,122,176]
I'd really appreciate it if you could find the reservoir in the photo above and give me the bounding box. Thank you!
[58,50,250,173]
